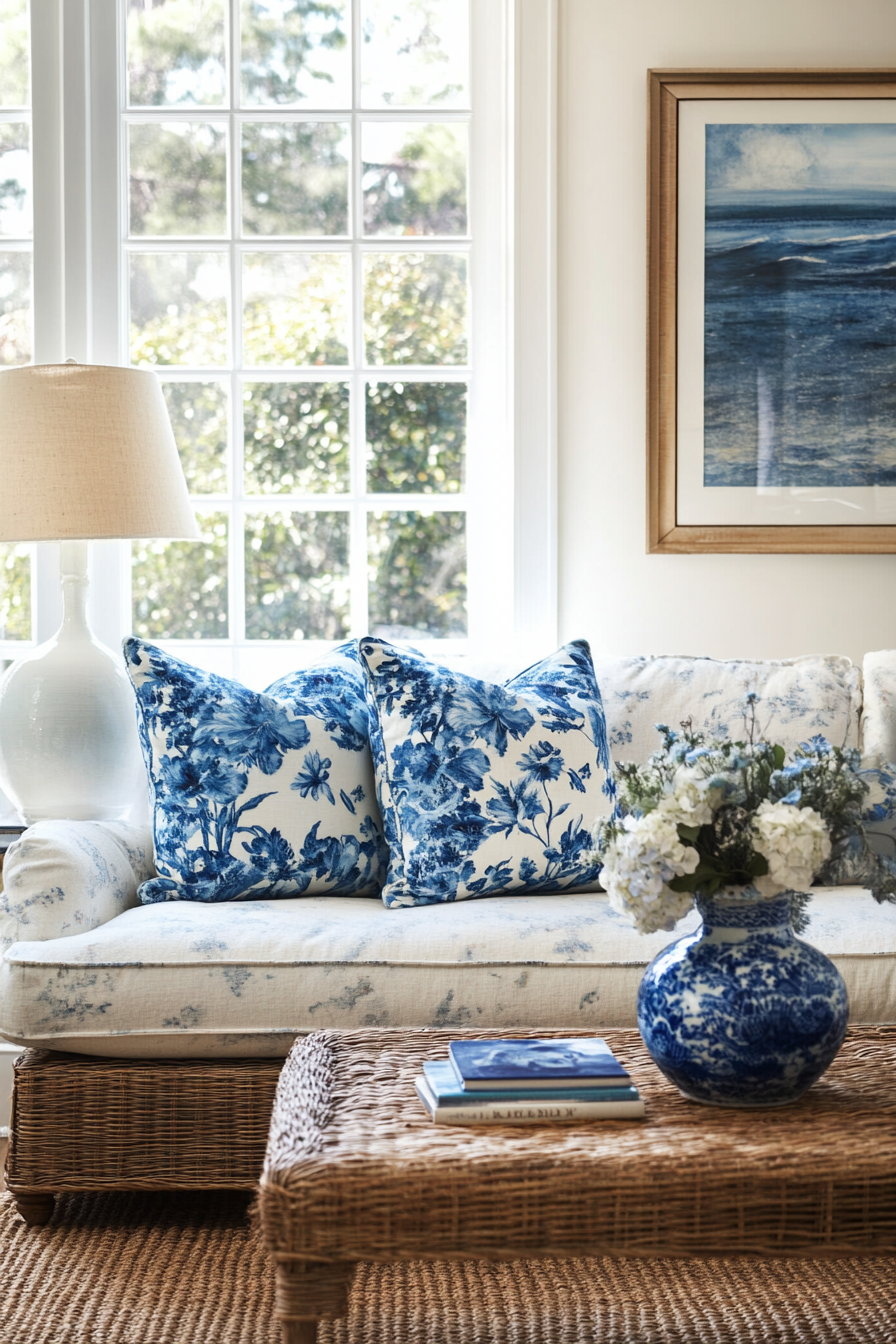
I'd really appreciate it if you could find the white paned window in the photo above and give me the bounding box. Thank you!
[0,0,33,652]
[118,0,509,686]
[0,0,556,694]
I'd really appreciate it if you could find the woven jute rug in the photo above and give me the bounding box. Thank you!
[1,1190,894,1344]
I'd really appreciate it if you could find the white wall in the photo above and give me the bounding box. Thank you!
[558,0,896,665]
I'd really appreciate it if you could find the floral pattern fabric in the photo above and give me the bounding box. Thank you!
[125,639,388,903]
[593,654,861,764]
[0,820,153,954]
[858,651,896,867]
[360,639,616,907]
[2,887,892,1057]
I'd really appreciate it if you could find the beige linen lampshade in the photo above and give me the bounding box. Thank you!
[0,363,198,541]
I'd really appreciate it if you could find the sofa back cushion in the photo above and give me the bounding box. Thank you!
[859,651,896,864]
[591,654,861,766]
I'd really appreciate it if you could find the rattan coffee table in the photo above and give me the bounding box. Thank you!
[257,1024,896,1344]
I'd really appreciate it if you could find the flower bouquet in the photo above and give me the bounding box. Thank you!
[592,707,896,1106]
[594,710,896,936]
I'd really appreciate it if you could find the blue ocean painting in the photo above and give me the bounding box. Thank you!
[704,123,896,487]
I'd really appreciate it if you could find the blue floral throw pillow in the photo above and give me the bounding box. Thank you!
[125,639,387,903]
[360,638,616,908]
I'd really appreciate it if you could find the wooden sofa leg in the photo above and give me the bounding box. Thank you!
[13,1192,55,1226]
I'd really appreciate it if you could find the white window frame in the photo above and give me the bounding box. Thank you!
[11,0,557,682]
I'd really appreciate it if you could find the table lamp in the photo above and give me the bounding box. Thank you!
[0,363,198,823]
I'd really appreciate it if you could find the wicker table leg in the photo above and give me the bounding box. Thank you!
[281,1323,318,1344]
[274,1259,354,1344]
[12,1192,55,1226]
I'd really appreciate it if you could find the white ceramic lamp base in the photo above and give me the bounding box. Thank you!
[0,542,147,824]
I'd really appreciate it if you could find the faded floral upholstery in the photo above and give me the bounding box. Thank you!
[1,648,894,1058]
[2,887,893,1056]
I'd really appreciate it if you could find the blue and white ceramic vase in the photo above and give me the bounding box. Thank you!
[637,888,849,1107]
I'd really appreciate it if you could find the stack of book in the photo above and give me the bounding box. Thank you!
[415,1036,645,1126]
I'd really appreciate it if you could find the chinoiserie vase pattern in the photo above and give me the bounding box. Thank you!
[637,889,849,1107]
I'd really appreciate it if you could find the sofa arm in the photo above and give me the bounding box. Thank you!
[0,820,154,953]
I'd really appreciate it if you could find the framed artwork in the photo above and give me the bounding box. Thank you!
[648,69,896,553]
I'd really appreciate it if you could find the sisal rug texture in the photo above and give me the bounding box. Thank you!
[1,1190,894,1344]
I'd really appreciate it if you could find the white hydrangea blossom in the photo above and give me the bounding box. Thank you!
[595,738,844,936]
[655,769,714,829]
[599,810,699,935]
[751,800,832,896]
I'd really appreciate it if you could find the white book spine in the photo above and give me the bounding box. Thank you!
[416,1078,645,1125]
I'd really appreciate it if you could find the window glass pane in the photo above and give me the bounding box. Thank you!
[130,251,229,366]
[245,509,349,639]
[366,380,464,492]
[242,252,348,365]
[0,0,29,108]
[240,0,351,108]
[0,250,31,365]
[132,511,229,639]
[364,252,466,365]
[127,0,227,107]
[244,381,349,494]
[161,380,229,494]
[0,122,31,237]
[360,0,468,109]
[362,121,466,237]
[241,121,349,236]
[129,122,228,236]
[367,509,466,637]
[0,542,30,641]
[119,0,479,652]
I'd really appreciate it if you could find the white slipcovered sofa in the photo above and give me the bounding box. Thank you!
[3,649,896,1059]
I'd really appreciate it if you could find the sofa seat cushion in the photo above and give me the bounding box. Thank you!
[2,889,894,1057]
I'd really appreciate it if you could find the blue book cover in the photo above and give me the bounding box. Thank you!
[448,1037,630,1090]
[423,1060,639,1105]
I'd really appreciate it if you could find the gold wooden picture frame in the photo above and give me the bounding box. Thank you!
[648,68,896,554]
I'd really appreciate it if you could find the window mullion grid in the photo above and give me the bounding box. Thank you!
[117,0,131,367]
[229,7,243,665]
[117,4,133,641]
[228,365,244,673]
[0,38,33,648]
[351,0,362,111]
[348,3,368,639]
[110,0,491,664]
[0,106,32,338]
[349,365,368,637]
[229,0,239,111]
